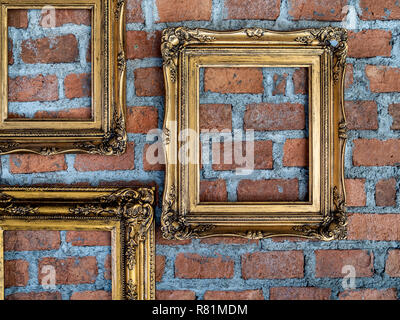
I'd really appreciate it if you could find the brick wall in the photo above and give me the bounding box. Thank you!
[3,0,400,300]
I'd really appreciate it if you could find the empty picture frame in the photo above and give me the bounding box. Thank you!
[0,186,155,300]
[161,27,348,241]
[0,0,127,155]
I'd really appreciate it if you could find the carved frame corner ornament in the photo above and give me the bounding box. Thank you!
[0,186,155,300]
[161,27,348,241]
[0,0,127,155]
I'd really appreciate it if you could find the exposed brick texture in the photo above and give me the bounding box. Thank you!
[64,73,91,99]
[156,0,212,22]
[270,287,331,300]
[40,9,91,27]
[376,178,397,207]
[339,289,397,300]
[386,250,400,277]
[200,104,232,131]
[204,290,264,300]
[126,0,145,23]
[288,0,347,21]
[293,68,308,94]
[348,30,392,58]
[6,292,62,300]
[70,291,111,300]
[359,0,400,20]
[126,106,158,133]
[4,260,30,288]
[365,65,400,93]
[345,179,366,207]
[389,103,400,129]
[200,179,228,202]
[126,31,161,59]
[237,179,299,201]
[9,154,67,174]
[66,231,111,246]
[353,139,400,166]
[8,9,28,28]
[156,255,166,282]
[345,101,378,130]
[283,138,308,167]
[134,67,164,96]
[348,214,400,241]
[4,231,60,251]
[8,74,58,102]
[225,0,281,20]
[156,290,196,300]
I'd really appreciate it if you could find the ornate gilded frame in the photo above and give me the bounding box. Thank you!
[0,186,155,300]
[0,0,127,155]
[161,27,348,241]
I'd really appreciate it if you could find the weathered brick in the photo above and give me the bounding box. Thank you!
[156,0,212,22]
[348,30,392,58]
[345,64,354,89]
[345,179,366,207]
[237,179,299,201]
[156,290,196,300]
[127,106,158,133]
[8,74,58,102]
[315,250,374,278]
[348,214,400,241]
[74,142,135,171]
[10,154,67,174]
[288,0,347,21]
[365,65,400,93]
[204,290,264,300]
[339,289,397,300]
[156,228,192,246]
[200,104,232,131]
[38,257,98,285]
[204,68,264,94]
[156,255,166,282]
[175,253,234,279]
[4,231,60,251]
[4,260,29,288]
[200,180,228,202]
[244,103,305,131]
[8,9,28,28]
[8,39,13,65]
[127,0,145,23]
[212,140,273,171]
[353,139,400,166]
[40,9,91,27]
[283,138,308,167]
[104,254,111,281]
[225,0,280,20]
[293,68,308,94]
[386,250,400,277]
[33,107,92,120]
[376,178,397,207]
[359,0,400,20]
[126,31,161,59]
[70,291,111,300]
[389,103,400,130]
[272,73,288,95]
[64,73,91,99]
[345,101,378,130]
[21,34,79,64]
[242,251,304,279]
[143,143,165,171]
[134,67,164,96]
[66,231,111,246]
[6,292,62,300]
[270,287,331,300]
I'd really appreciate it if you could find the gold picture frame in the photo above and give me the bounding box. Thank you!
[161,27,348,241]
[0,0,127,155]
[0,186,155,300]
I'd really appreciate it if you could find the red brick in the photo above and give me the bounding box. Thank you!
[204,68,264,94]
[4,231,60,251]
[270,287,331,300]
[345,64,354,89]
[156,290,196,300]
[66,231,111,246]
[8,39,13,65]
[225,0,280,20]
[8,9,28,28]
[38,257,98,285]
[200,104,232,131]
[156,228,192,246]
[345,179,366,207]
[21,34,79,64]
[156,255,166,282]
[376,178,397,207]
[315,250,374,278]
[348,214,400,241]
[74,142,135,171]
[345,101,378,130]
[6,292,62,300]
[134,67,164,96]
[156,0,212,22]
[127,0,144,22]
[4,260,29,288]
[348,30,392,58]
[353,139,400,166]
[288,0,347,21]
[126,31,161,59]
[237,179,299,202]
[200,180,228,202]
[339,289,397,300]
[360,0,400,20]
[283,138,308,167]
[70,291,111,300]
[33,107,92,120]
[127,106,158,133]
[175,253,234,279]
[293,68,308,94]
[200,237,258,245]
[204,290,264,300]
[8,74,58,102]
[389,103,400,130]
[272,73,288,95]
[386,250,400,277]
[10,154,67,174]
[40,9,91,27]
[143,143,165,171]
[64,73,91,99]
[242,251,304,279]
[366,65,400,93]
[212,140,273,171]
[104,254,111,280]
[244,103,305,131]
